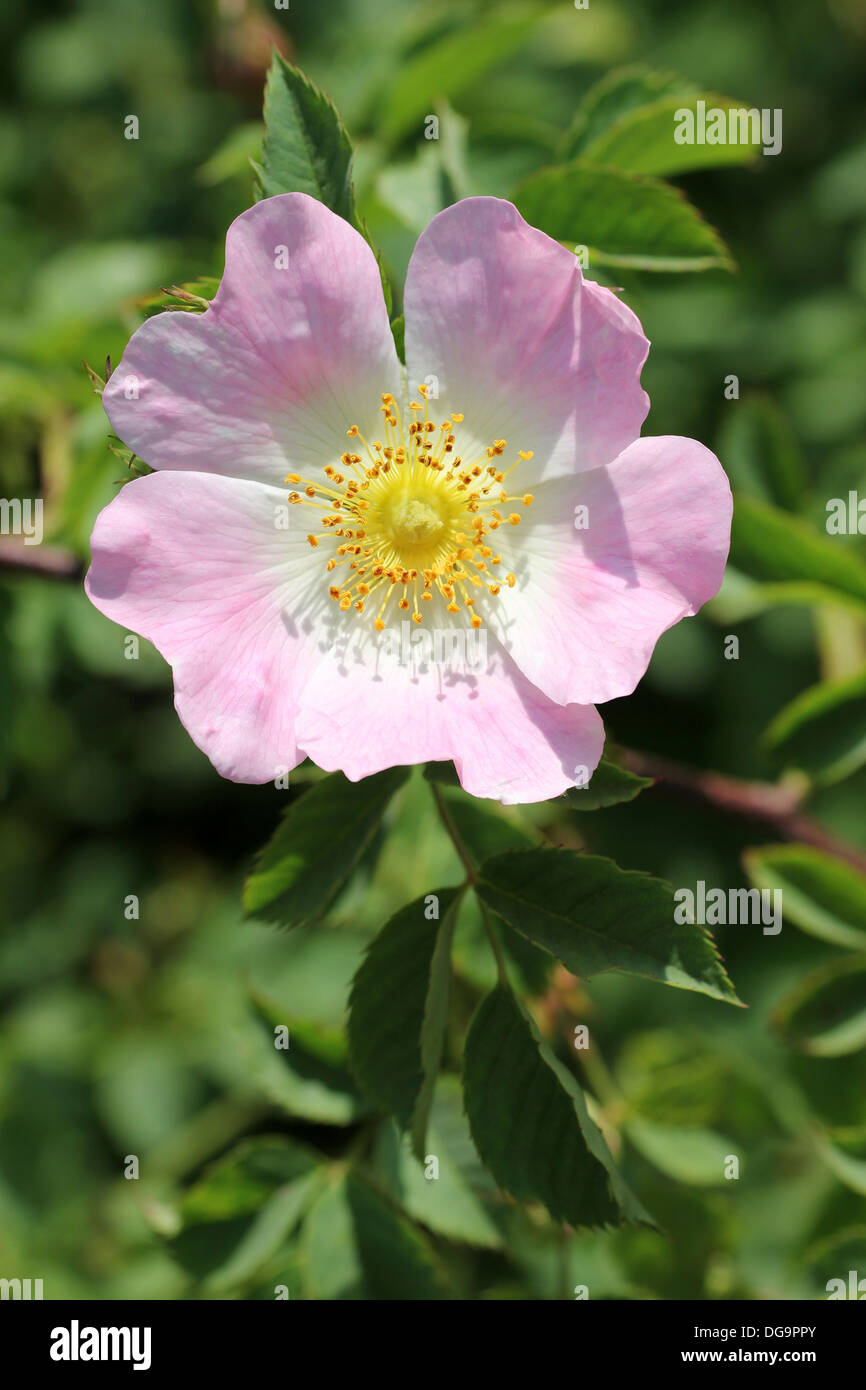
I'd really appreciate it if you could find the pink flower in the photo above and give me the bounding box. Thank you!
[86,194,731,803]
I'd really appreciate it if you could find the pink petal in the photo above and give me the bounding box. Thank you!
[102,193,402,485]
[403,196,649,483]
[85,469,327,782]
[491,436,733,706]
[296,638,605,804]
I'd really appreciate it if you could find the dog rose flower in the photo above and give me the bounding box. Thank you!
[86,193,731,803]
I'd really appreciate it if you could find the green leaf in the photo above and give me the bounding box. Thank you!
[301,1172,446,1299]
[463,985,654,1229]
[708,569,866,624]
[773,956,866,1057]
[169,1136,323,1289]
[764,667,866,784]
[429,789,552,990]
[561,65,698,160]
[379,8,542,143]
[561,67,764,177]
[376,102,469,234]
[254,55,356,220]
[744,845,866,951]
[717,394,807,511]
[243,767,408,926]
[811,1129,866,1196]
[390,313,405,363]
[346,1173,447,1299]
[476,849,741,1005]
[301,1175,364,1300]
[566,756,654,810]
[625,1119,736,1186]
[347,887,462,1152]
[178,1136,320,1225]
[243,996,363,1125]
[581,97,762,178]
[247,926,367,1065]
[805,1225,866,1288]
[197,121,264,187]
[204,1170,323,1294]
[440,795,534,862]
[730,495,866,606]
[374,1105,502,1250]
[423,760,462,788]
[514,159,733,273]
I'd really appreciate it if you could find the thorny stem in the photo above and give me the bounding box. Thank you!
[430,780,509,983]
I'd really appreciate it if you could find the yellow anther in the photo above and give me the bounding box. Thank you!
[286,392,533,635]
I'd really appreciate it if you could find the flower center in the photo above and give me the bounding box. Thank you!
[286,384,534,631]
[385,493,447,551]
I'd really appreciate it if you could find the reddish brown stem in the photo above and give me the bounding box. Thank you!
[618,746,866,874]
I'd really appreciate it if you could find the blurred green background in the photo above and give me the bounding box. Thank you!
[1,0,866,1299]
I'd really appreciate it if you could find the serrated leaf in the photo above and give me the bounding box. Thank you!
[773,956,866,1057]
[255,55,356,220]
[566,757,654,810]
[744,845,866,951]
[764,667,866,784]
[514,159,733,272]
[730,495,866,605]
[561,65,698,161]
[580,96,763,178]
[463,985,654,1229]
[476,849,741,1004]
[243,767,408,926]
[348,887,461,1151]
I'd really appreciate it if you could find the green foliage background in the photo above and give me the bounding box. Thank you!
[1,0,865,1299]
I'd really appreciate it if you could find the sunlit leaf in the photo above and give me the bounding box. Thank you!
[476,849,741,1004]
[744,845,866,951]
[514,160,733,272]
